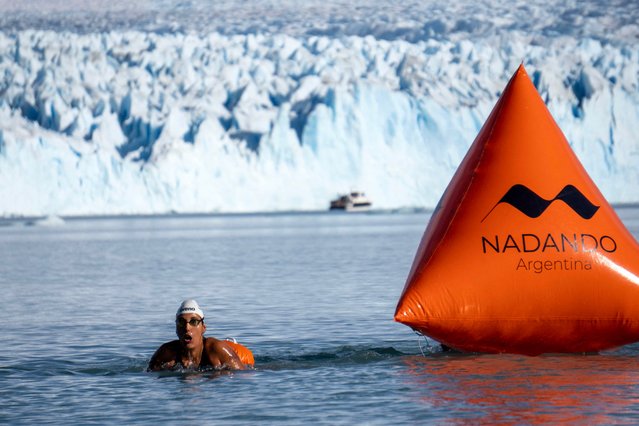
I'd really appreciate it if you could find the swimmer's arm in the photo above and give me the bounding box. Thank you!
[147,342,178,371]
[213,340,247,370]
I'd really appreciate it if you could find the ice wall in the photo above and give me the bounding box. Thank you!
[0,30,637,216]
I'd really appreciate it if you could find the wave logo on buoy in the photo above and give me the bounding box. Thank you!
[482,184,600,222]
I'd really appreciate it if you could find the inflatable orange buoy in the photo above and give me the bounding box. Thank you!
[226,340,255,366]
[394,64,639,355]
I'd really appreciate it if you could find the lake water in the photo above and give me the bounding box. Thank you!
[2,209,639,424]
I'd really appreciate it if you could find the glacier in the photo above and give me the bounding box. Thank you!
[0,18,638,215]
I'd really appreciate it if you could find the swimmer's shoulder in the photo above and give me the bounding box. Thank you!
[156,339,181,354]
[204,336,232,353]
[204,337,246,370]
[148,340,180,370]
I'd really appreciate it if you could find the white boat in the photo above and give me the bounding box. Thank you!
[329,191,372,211]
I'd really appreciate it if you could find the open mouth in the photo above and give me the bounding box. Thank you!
[183,334,193,344]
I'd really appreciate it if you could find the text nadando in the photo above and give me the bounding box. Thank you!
[481,232,617,254]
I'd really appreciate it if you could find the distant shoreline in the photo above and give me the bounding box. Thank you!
[4,204,639,225]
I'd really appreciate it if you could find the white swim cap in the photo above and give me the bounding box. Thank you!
[176,299,204,319]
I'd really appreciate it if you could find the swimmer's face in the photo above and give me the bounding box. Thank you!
[175,313,206,349]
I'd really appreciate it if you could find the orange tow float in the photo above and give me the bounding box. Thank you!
[227,340,255,366]
[394,64,639,355]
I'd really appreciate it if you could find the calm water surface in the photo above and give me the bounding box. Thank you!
[1,210,639,424]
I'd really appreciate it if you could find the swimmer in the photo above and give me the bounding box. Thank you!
[148,299,247,371]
